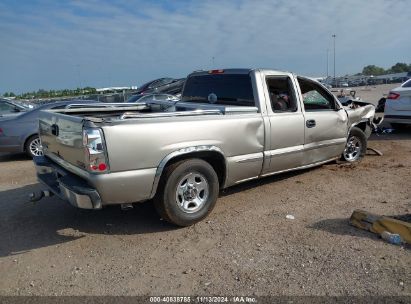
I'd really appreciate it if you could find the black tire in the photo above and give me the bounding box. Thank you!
[341,127,367,162]
[25,135,43,158]
[376,98,386,113]
[154,158,219,226]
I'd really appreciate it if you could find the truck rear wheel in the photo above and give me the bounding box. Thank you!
[154,158,219,226]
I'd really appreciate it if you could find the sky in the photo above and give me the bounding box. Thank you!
[0,0,410,94]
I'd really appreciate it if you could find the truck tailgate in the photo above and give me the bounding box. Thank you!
[38,110,87,169]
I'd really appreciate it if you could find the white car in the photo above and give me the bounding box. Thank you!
[384,79,411,128]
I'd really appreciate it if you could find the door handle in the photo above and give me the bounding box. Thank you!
[306,119,316,128]
[51,124,59,136]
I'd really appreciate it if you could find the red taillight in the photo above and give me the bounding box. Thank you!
[387,92,400,100]
[89,163,107,171]
[98,163,107,171]
[83,128,109,173]
[0,128,3,135]
[208,69,224,74]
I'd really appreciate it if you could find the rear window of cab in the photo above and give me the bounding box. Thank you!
[182,74,255,106]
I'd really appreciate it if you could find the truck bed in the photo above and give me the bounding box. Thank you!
[48,102,258,122]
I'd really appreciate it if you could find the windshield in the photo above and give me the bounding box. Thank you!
[0,100,28,114]
[182,74,255,106]
[148,78,174,89]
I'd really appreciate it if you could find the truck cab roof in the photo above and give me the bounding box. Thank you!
[189,68,294,77]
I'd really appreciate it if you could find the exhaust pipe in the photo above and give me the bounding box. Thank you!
[29,190,53,202]
[121,203,133,211]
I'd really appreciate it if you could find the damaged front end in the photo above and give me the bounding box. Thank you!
[344,102,381,138]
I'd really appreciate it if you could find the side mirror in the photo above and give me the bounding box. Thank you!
[13,107,21,112]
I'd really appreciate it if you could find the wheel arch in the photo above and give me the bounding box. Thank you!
[22,133,38,152]
[351,121,367,133]
[149,146,227,199]
[349,120,373,139]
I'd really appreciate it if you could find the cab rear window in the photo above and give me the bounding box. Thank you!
[182,74,255,106]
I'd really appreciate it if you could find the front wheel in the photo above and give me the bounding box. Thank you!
[25,135,43,158]
[154,158,219,226]
[341,127,367,162]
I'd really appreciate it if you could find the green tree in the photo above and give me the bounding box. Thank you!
[388,62,410,73]
[362,65,386,76]
[15,86,97,99]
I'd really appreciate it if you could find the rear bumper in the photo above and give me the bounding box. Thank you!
[0,137,23,153]
[34,155,157,208]
[384,101,411,124]
[34,156,102,209]
[384,115,411,124]
[0,144,22,153]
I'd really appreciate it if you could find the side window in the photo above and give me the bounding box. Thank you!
[0,102,16,113]
[266,76,297,112]
[298,77,336,111]
[149,78,173,89]
[149,80,162,88]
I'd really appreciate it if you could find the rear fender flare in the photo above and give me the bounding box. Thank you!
[149,145,227,199]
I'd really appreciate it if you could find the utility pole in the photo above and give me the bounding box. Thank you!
[326,48,329,78]
[332,34,336,86]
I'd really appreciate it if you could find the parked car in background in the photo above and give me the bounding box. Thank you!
[127,78,185,103]
[126,93,179,103]
[135,78,175,94]
[154,78,185,96]
[0,99,31,117]
[322,83,332,90]
[384,79,411,128]
[0,100,96,157]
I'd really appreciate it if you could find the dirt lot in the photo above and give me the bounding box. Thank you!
[0,130,410,297]
[331,83,398,106]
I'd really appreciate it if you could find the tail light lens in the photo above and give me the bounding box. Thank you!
[0,128,3,136]
[83,128,109,173]
[387,92,400,100]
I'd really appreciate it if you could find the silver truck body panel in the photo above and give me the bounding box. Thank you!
[101,114,265,173]
[346,104,376,129]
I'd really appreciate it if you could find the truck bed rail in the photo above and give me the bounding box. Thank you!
[120,109,222,119]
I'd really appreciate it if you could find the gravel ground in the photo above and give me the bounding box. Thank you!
[0,129,410,297]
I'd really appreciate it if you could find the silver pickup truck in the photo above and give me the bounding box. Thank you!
[33,69,375,226]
